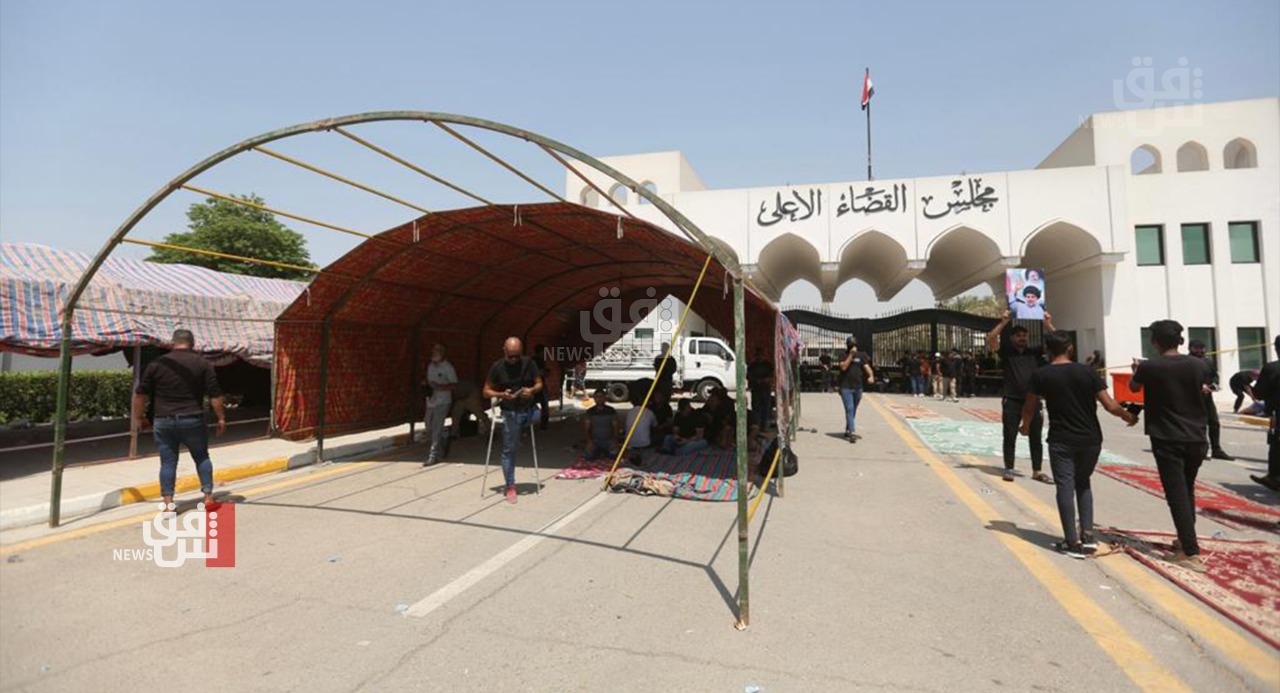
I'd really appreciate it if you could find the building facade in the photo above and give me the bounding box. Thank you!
[566,98,1278,376]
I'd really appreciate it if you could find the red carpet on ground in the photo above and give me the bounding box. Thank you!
[1097,464,1280,533]
[962,408,1004,424]
[884,401,940,420]
[1103,528,1279,650]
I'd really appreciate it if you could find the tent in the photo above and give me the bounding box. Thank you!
[0,242,304,366]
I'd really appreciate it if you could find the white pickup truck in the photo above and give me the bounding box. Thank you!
[582,336,738,402]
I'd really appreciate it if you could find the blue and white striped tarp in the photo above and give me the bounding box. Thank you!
[0,243,306,365]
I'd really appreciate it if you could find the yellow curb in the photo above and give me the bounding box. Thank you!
[1237,415,1269,428]
[118,457,289,505]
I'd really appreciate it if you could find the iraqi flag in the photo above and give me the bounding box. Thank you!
[860,68,874,111]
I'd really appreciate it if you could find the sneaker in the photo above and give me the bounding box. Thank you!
[1002,469,1015,482]
[1031,471,1053,484]
[1080,532,1098,553]
[1251,474,1280,491]
[1210,449,1234,461]
[1168,552,1208,573]
[1052,541,1087,559]
[850,433,862,441]
[422,458,438,468]
[504,486,517,504]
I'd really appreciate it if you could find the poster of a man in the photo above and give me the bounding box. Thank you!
[1007,268,1046,320]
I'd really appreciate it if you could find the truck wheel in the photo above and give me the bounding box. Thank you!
[606,382,630,403]
[695,379,719,401]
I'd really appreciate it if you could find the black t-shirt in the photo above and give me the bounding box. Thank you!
[648,400,673,428]
[653,354,676,394]
[839,351,869,389]
[136,350,222,417]
[1253,360,1279,416]
[486,356,541,410]
[999,342,1044,399]
[962,358,978,377]
[747,360,774,389]
[1131,355,1210,442]
[1198,355,1219,387]
[1029,362,1107,447]
[673,409,709,439]
[939,357,957,378]
[1228,370,1255,393]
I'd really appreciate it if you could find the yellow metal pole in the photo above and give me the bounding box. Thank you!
[331,127,493,206]
[601,253,715,489]
[432,122,569,203]
[121,238,326,276]
[540,145,636,218]
[180,185,377,242]
[254,146,435,215]
[747,444,782,523]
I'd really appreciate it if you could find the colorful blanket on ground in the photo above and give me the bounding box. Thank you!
[884,401,941,420]
[1097,465,1280,533]
[555,457,614,480]
[608,448,750,502]
[903,419,1140,466]
[1102,527,1279,650]
[962,407,1004,424]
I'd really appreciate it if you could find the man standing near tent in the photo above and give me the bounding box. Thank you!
[421,343,457,467]
[1129,320,1213,572]
[988,310,1056,483]
[484,337,543,504]
[1022,331,1137,558]
[838,336,874,442]
[748,346,775,428]
[1188,339,1234,460]
[132,329,223,510]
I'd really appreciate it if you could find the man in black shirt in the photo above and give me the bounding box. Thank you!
[838,336,874,442]
[939,351,960,402]
[987,310,1056,483]
[1189,340,1233,460]
[653,342,676,400]
[1024,331,1137,557]
[1129,320,1212,572]
[661,399,710,455]
[1249,335,1280,491]
[484,337,543,504]
[747,347,775,429]
[133,329,225,510]
[1227,369,1258,414]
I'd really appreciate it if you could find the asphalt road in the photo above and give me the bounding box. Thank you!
[0,393,1275,692]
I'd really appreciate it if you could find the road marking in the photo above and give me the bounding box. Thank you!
[119,457,290,504]
[0,462,376,556]
[404,492,609,619]
[866,395,1192,693]
[964,454,1280,689]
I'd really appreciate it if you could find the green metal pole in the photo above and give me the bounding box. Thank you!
[408,328,419,441]
[733,278,750,629]
[316,320,331,463]
[48,327,74,527]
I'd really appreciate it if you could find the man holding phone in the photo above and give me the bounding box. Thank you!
[484,337,543,504]
[838,336,875,442]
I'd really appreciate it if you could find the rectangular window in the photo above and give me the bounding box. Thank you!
[1228,221,1260,263]
[1188,327,1218,374]
[634,328,654,342]
[1238,327,1267,371]
[1181,223,1211,265]
[1135,225,1164,266]
[1139,327,1157,360]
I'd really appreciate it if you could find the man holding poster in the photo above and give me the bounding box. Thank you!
[1007,269,1047,320]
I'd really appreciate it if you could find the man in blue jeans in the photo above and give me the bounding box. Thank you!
[484,337,543,504]
[838,336,875,442]
[132,329,225,510]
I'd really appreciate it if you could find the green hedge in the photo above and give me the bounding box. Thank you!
[0,371,135,425]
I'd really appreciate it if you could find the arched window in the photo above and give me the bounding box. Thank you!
[1130,145,1161,175]
[607,183,629,205]
[1176,141,1209,172]
[1223,138,1258,169]
[579,186,600,207]
[638,181,657,204]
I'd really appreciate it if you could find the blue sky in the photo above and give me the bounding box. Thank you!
[2,0,1277,311]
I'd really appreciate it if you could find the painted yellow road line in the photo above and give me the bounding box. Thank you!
[866,396,1192,693]
[119,457,290,504]
[0,461,377,556]
[964,454,1280,689]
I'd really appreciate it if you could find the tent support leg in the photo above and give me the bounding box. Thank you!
[48,328,74,528]
[129,345,141,459]
[317,320,331,463]
[408,329,419,443]
[733,277,750,630]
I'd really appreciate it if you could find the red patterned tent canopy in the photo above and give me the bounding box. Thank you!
[273,202,777,440]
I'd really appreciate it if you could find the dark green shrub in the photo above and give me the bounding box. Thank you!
[0,371,135,425]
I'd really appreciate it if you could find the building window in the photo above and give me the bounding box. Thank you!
[1139,327,1157,359]
[638,181,657,205]
[1176,141,1209,172]
[1188,327,1218,373]
[634,328,654,344]
[1135,225,1164,266]
[1223,138,1258,169]
[1228,222,1260,263]
[1181,223,1211,265]
[1238,328,1267,371]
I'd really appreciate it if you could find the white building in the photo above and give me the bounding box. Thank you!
[567,98,1278,376]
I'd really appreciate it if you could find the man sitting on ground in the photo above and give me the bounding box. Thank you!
[583,389,620,460]
[661,399,710,455]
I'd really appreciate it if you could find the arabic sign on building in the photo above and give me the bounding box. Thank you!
[752,176,1001,229]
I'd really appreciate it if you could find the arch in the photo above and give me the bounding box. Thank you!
[918,225,1004,300]
[1019,220,1103,276]
[638,180,658,204]
[1130,144,1161,175]
[1223,138,1258,169]
[579,185,600,207]
[755,232,823,300]
[1176,141,1209,172]
[835,230,912,300]
[608,182,629,205]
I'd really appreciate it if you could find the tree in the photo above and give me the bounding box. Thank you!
[147,194,316,280]
[939,294,1006,318]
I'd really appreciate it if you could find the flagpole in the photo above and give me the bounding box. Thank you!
[865,97,873,181]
